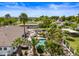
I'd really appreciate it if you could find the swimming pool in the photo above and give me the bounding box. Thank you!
[36,37,46,47]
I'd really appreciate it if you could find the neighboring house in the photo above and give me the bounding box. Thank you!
[62,28,79,36]
[0,25,28,56]
[56,18,64,26]
[56,18,63,24]
[62,28,79,34]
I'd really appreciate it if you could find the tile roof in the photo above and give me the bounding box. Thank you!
[0,25,27,46]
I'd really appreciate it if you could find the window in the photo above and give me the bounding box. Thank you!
[4,47,7,50]
[0,47,2,50]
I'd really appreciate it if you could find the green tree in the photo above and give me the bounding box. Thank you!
[50,16,59,21]
[61,16,66,21]
[39,18,52,28]
[31,37,38,56]
[12,38,24,47]
[5,18,17,25]
[66,16,75,22]
[47,23,63,43]
[4,14,11,25]
[19,13,28,38]
[12,38,24,56]
[0,17,4,26]
[45,40,64,56]
[5,14,11,18]
[75,46,79,56]
[76,14,79,23]
[44,23,64,56]
[37,45,45,56]
[39,16,48,21]
[4,14,17,25]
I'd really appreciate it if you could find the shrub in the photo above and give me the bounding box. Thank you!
[37,45,45,56]
[66,36,75,42]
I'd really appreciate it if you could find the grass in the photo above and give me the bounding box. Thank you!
[66,36,79,50]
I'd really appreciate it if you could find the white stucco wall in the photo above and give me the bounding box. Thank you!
[0,46,17,56]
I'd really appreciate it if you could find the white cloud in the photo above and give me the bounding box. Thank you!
[49,3,79,10]
[0,6,79,17]
[49,4,60,10]
[0,2,79,17]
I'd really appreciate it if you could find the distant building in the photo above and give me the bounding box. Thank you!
[56,18,63,23]
[56,18,64,26]
[62,28,79,36]
[62,28,79,34]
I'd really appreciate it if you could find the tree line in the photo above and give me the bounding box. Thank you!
[0,13,79,31]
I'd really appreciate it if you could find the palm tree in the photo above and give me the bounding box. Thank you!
[37,45,45,56]
[44,23,65,55]
[31,37,38,56]
[19,13,28,38]
[12,38,24,56]
[12,38,23,46]
[45,39,64,56]
[47,23,63,43]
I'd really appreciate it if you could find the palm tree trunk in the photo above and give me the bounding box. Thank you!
[17,46,23,56]
[33,45,36,56]
[23,22,26,38]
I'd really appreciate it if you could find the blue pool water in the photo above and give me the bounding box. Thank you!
[36,37,46,47]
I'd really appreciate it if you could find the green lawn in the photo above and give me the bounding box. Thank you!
[67,36,79,50]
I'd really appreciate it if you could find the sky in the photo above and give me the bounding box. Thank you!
[0,2,79,17]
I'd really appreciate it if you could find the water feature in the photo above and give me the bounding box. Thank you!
[36,37,46,47]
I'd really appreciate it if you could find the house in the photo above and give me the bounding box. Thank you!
[56,18,63,23]
[0,25,28,56]
[62,28,79,36]
[62,28,79,34]
[56,18,64,26]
